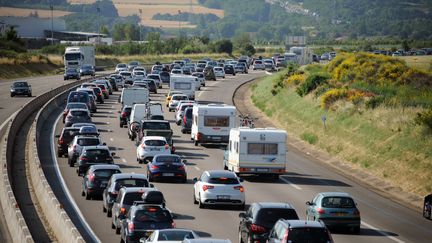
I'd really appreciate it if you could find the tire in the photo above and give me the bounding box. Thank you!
[111,222,115,229]
[28,93,32,97]
[10,93,14,97]
[238,230,244,243]
[198,194,204,208]
[193,192,198,204]
[107,209,112,217]
[68,158,74,167]
[353,226,360,234]
[238,203,245,210]
[103,205,107,213]
[115,226,120,234]
[85,190,91,200]
[81,191,85,197]
[224,164,228,170]
[194,140,198,146]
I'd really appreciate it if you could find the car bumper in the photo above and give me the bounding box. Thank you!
[201,192,245,205]
[149,171,186,181]
[138,150,171,160]
[198,134,229,144]
[86,187,106,197]
[319,217,361,228]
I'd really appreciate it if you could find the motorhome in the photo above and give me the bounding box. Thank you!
[223,127,287,180]
[120,88,149,107]
[191,104,236,146]
[170,75,197,100]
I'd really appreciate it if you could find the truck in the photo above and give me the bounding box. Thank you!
[64,46,95,70]
[169,75,197,100]
[223,127,287,180]
[191,104,236,146]
[287,46,314,65]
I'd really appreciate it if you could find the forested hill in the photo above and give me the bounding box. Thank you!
[198,0,432,41]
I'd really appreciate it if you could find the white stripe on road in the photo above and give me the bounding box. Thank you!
[361,221,406,243]
[280,177,302,190]
[194,166,201,171]
[110,137,114,142]
[121,158,127,164]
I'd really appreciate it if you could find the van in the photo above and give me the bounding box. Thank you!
[128,104,148,140]
[170,75,196,100]
[191,104,236,146]
[223,127,286,180]
[120,88,149,107]
[146,102,164,120]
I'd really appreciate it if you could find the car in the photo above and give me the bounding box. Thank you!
[159,71,170,84]
[62,102,89,123]
[151,65,164,74]
[57,127,80,157]
[78,125,99,137]
[96,84,109,99]
[238,59,249,69]
[195,63,206,73]
[180,107,193,134]
[81,164,121,200]
[133,70,147,79]
[110,74,125,88]
[112,187,158,234]
[64,108,92,127]
[136,136,171,164]
[144,79,158,94]
[320,53,332,61]
[103,173,152,217]
[213,67,225,78]
[94,79,113,95]
[116,63,128,73]
[168,94,189,112]
[64,68,81,80]
[165,91,183,107]
[128,61,141,71]
[120,105,132,128]
[263,59,275,70]
[67,135,104,167]
[120,204,174,242]
[252,60,265,70]
[76,87,96,101]
[67,91,92,111]
[175,102,194,125]
[306,192,361,233]
[146,155,187,183]
[80,64,95,76]
[10,81,32,97]
[144,229,199,243]
[238,202,299,243]
[90,87,104,104]
[238,63,248,73]
[204,66,216,81]
[76,145,115,176]
[191,72,205,87]
[193,170,245,209]
[120,71,134,85]
[132,81,149,89]
[267,220,333,243]
[224,65,235,76]
[147,74,162,88]
[234,64,246,74]
[106,77,119,91]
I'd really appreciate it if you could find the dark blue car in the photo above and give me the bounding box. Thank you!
[146,155,187,183]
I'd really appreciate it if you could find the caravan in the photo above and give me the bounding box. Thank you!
[170,75,197,100]
[191,104,236,145]
[223,127,287,180]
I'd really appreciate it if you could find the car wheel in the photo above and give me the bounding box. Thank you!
[107,209,112,217]
[238,230,244,243]
[111,222,115,229]
[68,158,74,167]
[115,226,120,234]
[223,164,228,170]
[194,140,198,146]
[28,93,32,97]
[85,190,91,200]
[81,191,85,197]
[238,203,245,210]
[353,226,360,234]
[247,234,253,243]
[103,205,107,213]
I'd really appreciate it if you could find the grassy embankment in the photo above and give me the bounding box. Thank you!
[251,53,432,196]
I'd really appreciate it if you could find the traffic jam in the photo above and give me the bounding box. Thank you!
[57,57,360,243]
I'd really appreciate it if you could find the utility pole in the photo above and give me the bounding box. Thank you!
[139,9,142,42]
[178,10,181,37]
[50,0,53,45]
[97,3,100,44]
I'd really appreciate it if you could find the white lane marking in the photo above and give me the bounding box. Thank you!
[121,158,127,164]
[194,166,201,171]
[280,177,302,190]
[110,138,114,142]
[105,122,110,125]
[51,114,101,243]
[361,221,406,243]
[265,71,273,75]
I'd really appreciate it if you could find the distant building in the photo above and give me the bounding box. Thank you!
[0,16,65,38]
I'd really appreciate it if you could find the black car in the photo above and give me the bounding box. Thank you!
[145,79,157,94]
[120,105,132,128]
[224,64,236,76]
[64,68,81,80]
[10,81,32,97]
[107,77,119,91]
[159,71,170,84]
[80,64,95,76]
[146,155,187,183]
[91,87,104,104]
[204,66,216,81]
[268,220,333,243]
[82,164,121,200]
[238,202,299,243]
[180,107,192,134]
[120,204,174,242]
[57,127,80,157]
[76,146,115,176]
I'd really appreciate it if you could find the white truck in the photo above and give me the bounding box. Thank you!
[170,75,197,100]
[191,104,236,146]
[223,127,287,180]
[120,88,150,107]
[64,46,95,70]
[287,46,314,65]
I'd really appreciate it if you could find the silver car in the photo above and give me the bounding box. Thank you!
[64,108,92,127]
[67,135,104,167]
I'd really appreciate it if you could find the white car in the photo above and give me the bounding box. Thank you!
[119,71,133,85]
[263,59,275,70]
[144,229,199,243]
[213,67,225,78]
[192,72,205,87]
[175,102,194,125]
[133,71,146,78]
[136,136,171,163]
[115,63,128,73]
[252,60,265,70]
[168,94,189,112]
[147,74,162,88]
[133,66,147,74]
[193,170,245,209]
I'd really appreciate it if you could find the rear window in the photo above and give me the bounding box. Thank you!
[145,140,166,146]
[204,116,229,127]
[92,88,101,94]
[85,149,110,158]
[142,122,170,130]
[62,129,79,139]
[77,138,99,146]
[207,177,238,184]
[321,197,355,208]
[94,169,121,178]
[256,209,299,225]
[67,103,87,110]
[286,228,330,243]
[134,208,172,223]
[68,92,89,103]
[70,110,88,116]
[247,143,278,155]
[121,73,132,77]
[147,75,160,80]
[157,231,195,241]
[123,192,144,205]
[155,156,181,163]
[115,179,149,190]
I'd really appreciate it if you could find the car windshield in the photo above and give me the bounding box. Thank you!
[117,64,127,68]
[85,149,110,158]
[321,197,355,208]
[142,122,170,130]
[157,230,195,241]
[62,129,79,139]
[155,156,181,163]
[82,65,92,69]
[124,192,144,205]
[67,103,87,110]
[13,82,28,87]
[135,72,145,75]
[94,169,120,178]
[115,179,149,190]
[144,140,166,146]
[256,209,299,226]
[129,62,138,66]
[134,207,172,223]
[121,73,132,77]
[70,110,88,116]
[77,138,99,146]
[286,228,330,243]
[67,69,77,73]
[207,177,238,184]
[172,96,188,101]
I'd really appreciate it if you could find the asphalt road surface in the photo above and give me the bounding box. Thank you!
[46,70,432,243]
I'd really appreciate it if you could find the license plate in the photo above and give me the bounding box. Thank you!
[213,136,221,140]
[217,195,230,200]
[162,173,174,176]
[150,148,160,151]
[257,168,268,172]
[335,212,347,216]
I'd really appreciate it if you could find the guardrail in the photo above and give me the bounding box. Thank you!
[0,75,106,242]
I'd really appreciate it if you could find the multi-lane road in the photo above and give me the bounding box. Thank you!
[2,70,432,243]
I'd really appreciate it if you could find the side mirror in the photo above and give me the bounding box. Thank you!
[239,178,244,182]
[193,178,198,182]
[306,201,313,206]
[103,143,107,146]
[111,152,116,156]
[182,159,187,163]
[239,212,246,218]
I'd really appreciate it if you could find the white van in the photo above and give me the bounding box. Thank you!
[170,75,196,100]
[128,104,148,139]
[146,102,164,120]
[223,127,287,180]
[120,88,149,107]
[191,104,236,145]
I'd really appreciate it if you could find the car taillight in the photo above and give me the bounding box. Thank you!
[80,156,89,161]
[89,173,95,182]
[353,208,360,216]
[150,164,159,169]
[59,138,64,145]
[197,132,202,141]
[234,186,244,192]
[317,208,325,214]
[202,185,214,191]
[171,222,176,228]
[128,222,134,232]
[121,112,126,118]
[178,165,185,171]
[120,207,126,215]
[183,115,187,124]
[250,224,266,233]
[282,229,289,242]
[73,145,77,152]
[164,144,169,150]
[140,143,146,149]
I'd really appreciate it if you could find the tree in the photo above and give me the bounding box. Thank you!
[242,43,256,56]
[402,40,410,52]
[100,25,110,36]
[214,39,233,55]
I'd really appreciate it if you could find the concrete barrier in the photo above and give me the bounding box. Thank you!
[0,75,107,242]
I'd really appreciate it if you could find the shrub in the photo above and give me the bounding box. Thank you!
[296,74,328,97]
[301,132,318,145]
[365,96,385,109]
[320,88,348,109]
[415,108,432,130]
[285,73,306,86]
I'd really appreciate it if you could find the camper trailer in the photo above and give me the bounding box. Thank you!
[170,75,197,100]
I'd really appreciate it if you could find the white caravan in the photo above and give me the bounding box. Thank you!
[223,127,287,180]
[120,88,149,107]
[191,104,236,145]
[170,75,197,100]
